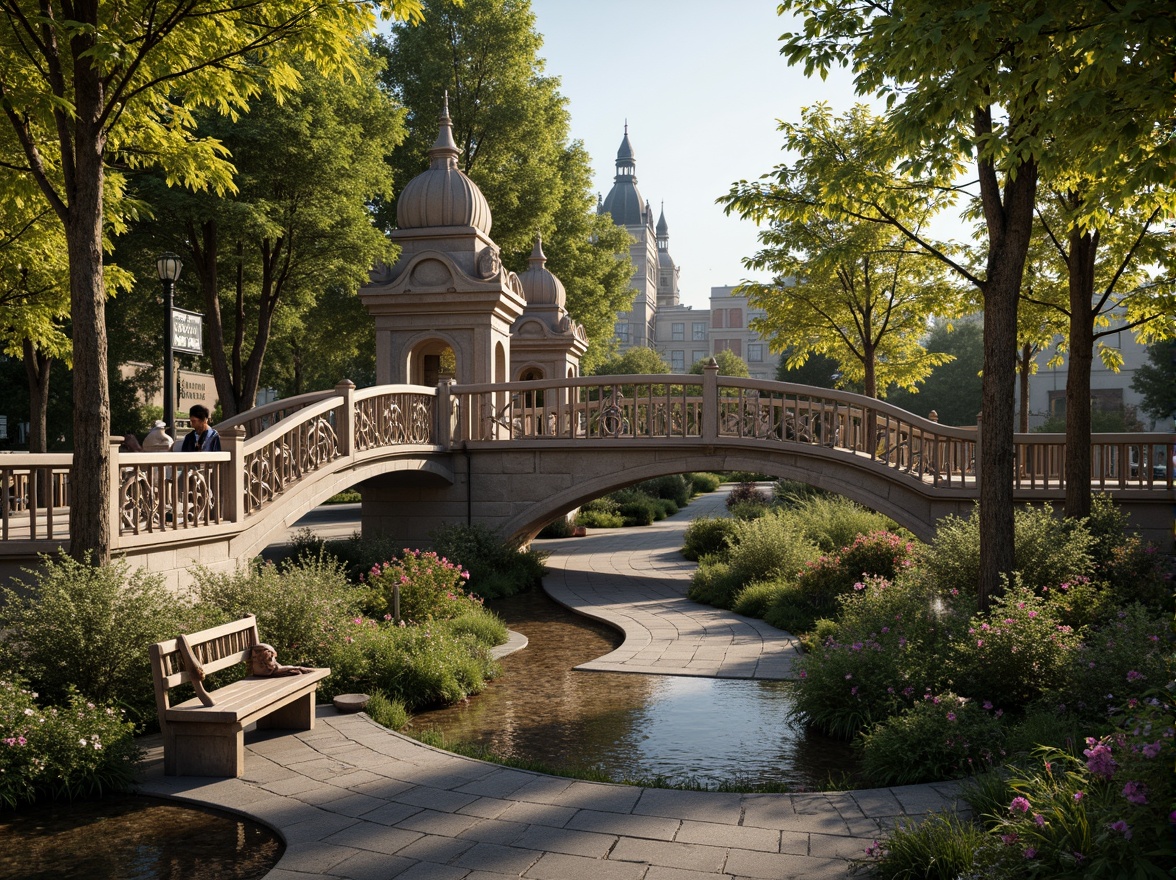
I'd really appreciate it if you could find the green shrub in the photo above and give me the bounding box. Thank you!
[688,557,745,609]
[196,554,360,667]
[762,583,822,635]
[0,678,141,808]
[858,694,1005,785]
[326,489,362,503]
[948,583,1081,713]
[783,494,899,553]
[731,580,787,619]
[445,607,509,647]
[771,480,827,507]
[537,516,574,539]
[636,474,692,507]
[916,505,1095,599]
[363,690,410,730]
[728,513,818,584]
[1044,604,1171,722]
[728,500,770,520]
[430,523,548,600]
[617,495,658,526]
[364,550,483,623]
[688,472,721,493]
[575,508,625,528]
[682,516,739,561]
[1090,535,1173,612]
[318,532,408,583]
[1002,707,1086,758]
[0,552,194,728]
[653,498,679,518]
[863,812,1015,879]
[323,618,498,709]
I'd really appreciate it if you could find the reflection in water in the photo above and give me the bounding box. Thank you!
[408,590,861,791]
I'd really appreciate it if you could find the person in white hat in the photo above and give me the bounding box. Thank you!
[142,420,174,451]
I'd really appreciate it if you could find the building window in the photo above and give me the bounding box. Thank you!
[671,322,685,341]
[671,351,685,371]
[692,350,707,365]
[692,322,706,341]
[615,322,629,343]
[748,343,763,363]
[712,312,724,329]
[727,308,743,329]
[715,339,743,357]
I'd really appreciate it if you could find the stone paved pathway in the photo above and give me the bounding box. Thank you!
[134,487,967,879]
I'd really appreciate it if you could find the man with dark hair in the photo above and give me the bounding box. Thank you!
[180,404,221,452]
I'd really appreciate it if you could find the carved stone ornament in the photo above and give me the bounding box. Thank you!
[477,247,501,279]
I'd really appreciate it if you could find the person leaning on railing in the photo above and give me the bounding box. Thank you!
[180,405,221,452]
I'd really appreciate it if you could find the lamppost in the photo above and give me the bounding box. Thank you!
[156,253,183,438]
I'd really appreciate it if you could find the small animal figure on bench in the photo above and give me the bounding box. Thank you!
[250,643,315,677]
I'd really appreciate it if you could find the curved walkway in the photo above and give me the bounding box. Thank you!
[135,488,967,879]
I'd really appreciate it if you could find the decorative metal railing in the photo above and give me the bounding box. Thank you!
[1,372,1171,550]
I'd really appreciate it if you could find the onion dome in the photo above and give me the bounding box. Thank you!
[600,123,645,226]
[397,94,492,234]
[518,233,566,308]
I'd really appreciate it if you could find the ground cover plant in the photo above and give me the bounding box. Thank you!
[570,473,720,530]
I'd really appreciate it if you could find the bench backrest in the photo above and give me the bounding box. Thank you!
[149,615,261,716]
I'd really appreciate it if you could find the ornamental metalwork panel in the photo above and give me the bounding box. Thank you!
[243,411,340,515]
[118,462,221,536]
[354,393,434,451]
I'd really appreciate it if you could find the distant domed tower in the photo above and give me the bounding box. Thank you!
[359,95,524,387]
[511,234,587,382]
[598,124,666,351]
[655,202,680,308]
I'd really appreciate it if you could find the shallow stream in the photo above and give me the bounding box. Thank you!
[407,588,862,791]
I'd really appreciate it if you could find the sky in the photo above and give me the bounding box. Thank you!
[528,0,864,310]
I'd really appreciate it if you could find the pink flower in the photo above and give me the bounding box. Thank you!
[1073,791,1084,802]
[1033,814,1045,827]
[1023,847,1037,859]
[1084,738,1117,779]
[1121,781,1148,805]
[1001,833,1019,845]
[1109,820,1132,840]
[1142,741,1162,759]
[1009,797,1031,815]
[1126,670,1144,682]
[946,712,957,722]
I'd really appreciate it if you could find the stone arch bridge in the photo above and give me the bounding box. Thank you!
[2,368,1172,589]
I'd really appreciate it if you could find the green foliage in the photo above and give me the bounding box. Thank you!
[362,691,410,731]
[687,472,722,494]
[785,494,897,553]
[363,550,482,623]
[636,474,692,507]
[195,555,360,667]
[948,584,1081,714]
[884,317,984,426]
[575,507,625,529]
[681,516,739,561]
[1130,339,1176,424]
[592,346,671,376]
[323,617,498,710]
[863,812,1013,880]
[725,481,769,510]
[688,349,749,377]
[859,694,1004,786]
[728,501,771,521]
[792,530,916,615]
[731,580,788,619]
[616,494,659,526]
[771,479,827,507]
[0,679,141,809]
[0,553,194,728]
[536,516,574,539]
[915,505,1095,599]
[430,523,547,600]
[762,582,823,635]
[687,557,745,610]
[727,513,818,585]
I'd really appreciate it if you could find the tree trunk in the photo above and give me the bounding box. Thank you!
[22,339,52,453]
[67,50,112,564]
[1064,228,1098,519]
[1018,344,1033,434]
[973,108,1038,610]
[190,219,238,421]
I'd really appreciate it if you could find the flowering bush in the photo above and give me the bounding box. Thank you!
[1045,604,1171,722]
[0,679,140,808]
[948,583,1081,713]
[858,693,1004,785]
[792,575,961,739]
[364,549,481,623]
[726,480,769,509]
[793,530,916,613]
[977,695,1174,878]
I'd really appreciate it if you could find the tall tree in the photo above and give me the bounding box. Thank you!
[775,0,1174,606]
[377,0,634,367]
[1131,340,1176,428]
[129,50,402,417]
[0,0,423,562]
[723,105,958,400]
[886,318,984,427]
[690,349,750,378]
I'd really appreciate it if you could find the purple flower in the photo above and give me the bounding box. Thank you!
[1142,741,1162,759]
[1001,833,1019,846]
[1126,670,1144,682]
[1083,738,1118,779]
[982,700,993,710]
[1073,791,1084,802]
[1023,847,1037,859]
[946,712,957,722]
[1009,797,1031,814]
[1122,781,1148,805]
[1033,814,1045,827]
[1109,820,1132,840]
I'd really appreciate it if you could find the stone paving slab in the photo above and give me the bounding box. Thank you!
[132,487,966,879]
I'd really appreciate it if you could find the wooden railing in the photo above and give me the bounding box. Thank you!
[2,373,1172,550]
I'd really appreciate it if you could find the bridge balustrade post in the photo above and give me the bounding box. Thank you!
[108,436,125,549]
[220,426,247,523]
[702,358,719,444]
[436,380,454,452]
[334,379,356,459]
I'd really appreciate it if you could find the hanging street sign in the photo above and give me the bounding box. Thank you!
[171,308,204,355]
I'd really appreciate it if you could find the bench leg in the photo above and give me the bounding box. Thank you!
[165,722,245,777]
[257,691,316,731]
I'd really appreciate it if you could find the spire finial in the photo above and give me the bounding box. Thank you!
[529,231,547,266]
[624,119,628,135]
[428,91,459,169]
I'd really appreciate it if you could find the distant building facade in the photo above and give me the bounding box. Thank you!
[598,127,781,379]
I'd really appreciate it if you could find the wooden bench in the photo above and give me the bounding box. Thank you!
[149,615,329,777]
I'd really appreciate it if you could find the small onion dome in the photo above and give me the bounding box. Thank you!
[518,233,566,308]
[397,94,492,234]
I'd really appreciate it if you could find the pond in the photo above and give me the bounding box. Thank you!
[0,795,282,880]
[406,588,863,791]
